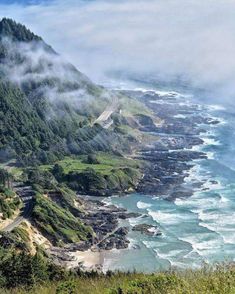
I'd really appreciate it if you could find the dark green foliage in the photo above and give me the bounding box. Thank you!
[0,168,9,186]
[67,168,107,196]
[85,154,100,164]
[0,81,63,165]
[0,18,131,166]
[0,247,69,289]
[0,186,20,219]
[56,280,77,294]
[26,167,57,190]
[0,231,28,252]
[0,18,42,43]
[66,167,140,196]
[52,163,64,181]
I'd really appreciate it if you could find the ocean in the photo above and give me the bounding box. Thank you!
[102,85,235,272]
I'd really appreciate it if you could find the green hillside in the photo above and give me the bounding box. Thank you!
[0,18,136,165]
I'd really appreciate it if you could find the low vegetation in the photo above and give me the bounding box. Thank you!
[32,195,92,246]
[40,153,142,196]
[0,264,234,293]
[0,186,21,220]
[0,169,21,219]
[42,153,141,175]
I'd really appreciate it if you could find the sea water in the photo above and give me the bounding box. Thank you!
[102,87,235,272]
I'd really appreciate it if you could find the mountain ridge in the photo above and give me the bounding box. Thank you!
[0,18,125,165]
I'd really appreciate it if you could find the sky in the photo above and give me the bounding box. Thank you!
[0,0,235,100]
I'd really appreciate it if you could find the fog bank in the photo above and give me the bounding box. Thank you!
[1,0,235,101]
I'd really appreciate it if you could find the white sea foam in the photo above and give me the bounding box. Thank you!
[201,180,223,191]
[174,114,187,119]
[208,104,226,111]
[128,238,137,248]
[220,195,229,203]
[148,227,162,236]
[153,196,160,200]
[221,233,235,245]
[143,240,158,249]
[153,248,186,267]
[148,209,191,225]
[184,165,204,183]
[137,201,152,209]
[131,87,193,100]
[197,209,235,244]
[128,218,140,226]
[102,198,113,206]
[206,151,215,160]
[179,235,222,256]
[209,115,227,125]
[202,137,221,146]
[175,196,219,209]
[192,144,202,152]
[149,100,172,105]
[198,223,235,245]
[198,210,235,224]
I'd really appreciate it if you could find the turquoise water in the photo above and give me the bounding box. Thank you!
[103,90,235,272]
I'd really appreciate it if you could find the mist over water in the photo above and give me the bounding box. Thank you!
[1,0,235,105]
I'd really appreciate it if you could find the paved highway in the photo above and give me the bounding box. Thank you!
[94,93,119,127]
[2,183,35,232]
[2,94,119,232]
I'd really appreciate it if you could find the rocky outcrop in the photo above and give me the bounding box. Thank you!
[132,224,161,236]
[98,227,130,250]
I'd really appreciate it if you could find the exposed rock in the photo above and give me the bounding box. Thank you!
[98,227,130,250]
[132,224,161,236]
[64,241,91,252]
[117,212,142,219]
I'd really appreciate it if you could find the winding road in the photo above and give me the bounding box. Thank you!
[1,95,119,232]
[94,93,119,128]
[2,183,35,232]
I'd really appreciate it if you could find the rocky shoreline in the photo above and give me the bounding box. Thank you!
[125,89,220,200]
[49,89,220,271]
[48,196,144,270]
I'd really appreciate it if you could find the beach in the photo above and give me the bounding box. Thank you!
[67,249,105,270]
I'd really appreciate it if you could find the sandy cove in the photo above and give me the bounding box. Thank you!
[67,249,104,271]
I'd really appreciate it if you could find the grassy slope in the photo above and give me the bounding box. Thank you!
[2,265,235,294]
[38,153,143,195]
[32,195,92,246]
[40,153,141,175]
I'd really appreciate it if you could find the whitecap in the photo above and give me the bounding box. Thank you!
[153,248,186,267]
[220,195,229,203]
[137,201,152,209]
[206,151,215,160]
[208,104,226,111]
[174,114,187,119]
[129,216,142,226]
[201,180,223,191]
[178,234,222,256]
[148,209,191,225]
[202,137,221,146]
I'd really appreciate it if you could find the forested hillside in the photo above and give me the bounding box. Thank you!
[0,18,130,165]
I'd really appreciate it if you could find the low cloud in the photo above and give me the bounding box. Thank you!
[1,36,99,119]
[1,0,235,101]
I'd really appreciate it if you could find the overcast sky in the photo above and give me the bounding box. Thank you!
[1,0,235,99]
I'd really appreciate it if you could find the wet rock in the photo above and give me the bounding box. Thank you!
[117,212,142,219]
[64,241,91,252]
[132,224,162,236]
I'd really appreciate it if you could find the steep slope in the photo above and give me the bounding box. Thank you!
[0,81,62,164]
[0,18,121,165]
